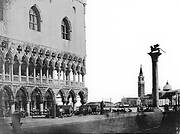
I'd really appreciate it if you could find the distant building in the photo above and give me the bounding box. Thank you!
[121,97,138,107]
[159,82,180,107]
[141,94,153,106]
[142,82,180,107]
[138,65,145,98]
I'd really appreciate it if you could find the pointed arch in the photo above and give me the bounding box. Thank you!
[44,88,55,116]
[29,56,35,76]
[49,59,55,78]
[42,58,49,77]
[21,55,28,76]
[1,86,14,116]
[57,89,66,105]
[36,56,42,77]
[4,52,11,75]
[78,90,86,105]
[13,54,19,75]
[31,87,43,112]
[15,87,29,111]
[67,89,76,105]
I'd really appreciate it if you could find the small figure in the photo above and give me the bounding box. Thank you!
[59,106,63,118]
[100,101,105,115]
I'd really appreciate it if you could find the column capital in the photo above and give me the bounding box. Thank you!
[148,52,161,62]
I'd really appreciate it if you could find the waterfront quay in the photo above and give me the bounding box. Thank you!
[1,109,180,134]
[0,110,163,134]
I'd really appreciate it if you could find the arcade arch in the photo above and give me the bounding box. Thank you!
[31,88,43,113]
[1,86,14,117]
[44,89,55,116]
[15,87,28,112]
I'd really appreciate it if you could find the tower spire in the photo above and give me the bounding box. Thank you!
[139,64,143,75]
[138,64,145,98]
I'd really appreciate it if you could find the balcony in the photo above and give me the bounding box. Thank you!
[0,73,85,88]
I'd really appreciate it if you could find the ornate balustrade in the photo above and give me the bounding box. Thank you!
[5,74,10,81]
[13,75,19,82]
[0,72,85,87]
[29,76,34,83]
[21,76,27,82]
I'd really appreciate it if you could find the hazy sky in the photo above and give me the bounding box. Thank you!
[85,0,180,103]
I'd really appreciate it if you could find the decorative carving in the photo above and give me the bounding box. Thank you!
[39,49,44,57]
[51,52,56,58]
[32,47,38,56]
[17,45,22,53]
[1,40,8,50]
[57,53,62,59]
[24,46,31,54]
[45,50,50,57]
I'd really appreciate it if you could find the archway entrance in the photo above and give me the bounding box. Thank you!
[0,87,14,117]
[15,88,28,112]
[31,88,42,115]
[44,89,55,117]
[56,90,65,105]
[67,90,76,109]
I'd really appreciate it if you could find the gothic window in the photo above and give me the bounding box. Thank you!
[29,6,41,31]
[61,17,71,40]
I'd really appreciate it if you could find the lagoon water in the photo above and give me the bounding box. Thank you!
[140,112,180,134]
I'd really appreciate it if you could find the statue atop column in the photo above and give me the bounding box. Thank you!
[148,44,164,108]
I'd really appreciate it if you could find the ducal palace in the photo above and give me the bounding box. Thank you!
[0,0,88,118]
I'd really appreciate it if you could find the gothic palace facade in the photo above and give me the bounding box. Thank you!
[0,0,88,117]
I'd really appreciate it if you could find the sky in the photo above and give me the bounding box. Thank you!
[85,0,180,103]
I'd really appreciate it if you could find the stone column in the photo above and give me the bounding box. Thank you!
[40,103,43,114]
[40,68,42,83]
[2,61,5,81]
[148,48,161,108]
[27,101,30,116]
[11,103,15,114]
[58,70,61,85]
[53,103,56,118]
[20,101,23,111]
[46,69,49,83]
[26,64,29,82]
[82,75,85,82]
[19,62,21,82]
[11,62,14,81]
[78,73,80,82]
[33,66,36,83]
[63,71,65,80]
[73,73,76,81]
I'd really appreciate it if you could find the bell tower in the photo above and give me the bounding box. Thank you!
[138,65,145,98]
